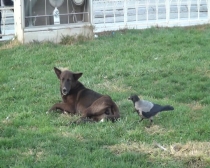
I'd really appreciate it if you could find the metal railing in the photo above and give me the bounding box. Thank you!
[0,6,14,41]
[92,0,210,32]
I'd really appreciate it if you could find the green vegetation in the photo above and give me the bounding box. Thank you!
[0,25,210,168]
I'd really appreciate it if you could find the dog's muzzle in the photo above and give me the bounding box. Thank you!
[62,87,68,95]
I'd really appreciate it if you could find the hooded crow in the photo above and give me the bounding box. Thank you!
[128,95,174,127]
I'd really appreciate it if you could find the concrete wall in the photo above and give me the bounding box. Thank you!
[23,24,93,43]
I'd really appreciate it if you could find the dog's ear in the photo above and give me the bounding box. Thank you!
[73,73,83,81]
[54,67,62,79]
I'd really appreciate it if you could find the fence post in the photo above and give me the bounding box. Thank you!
[187,0,191,24]
[90,0,93,24]
[155,0,159,23]
[165,0,170,25]
[207,0,210,23]
[124,0,127,27]
[14,0,24,43]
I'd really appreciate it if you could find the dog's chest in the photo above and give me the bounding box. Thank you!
[62,95,77,112]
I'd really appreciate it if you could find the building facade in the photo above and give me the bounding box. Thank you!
[1,0,209,43]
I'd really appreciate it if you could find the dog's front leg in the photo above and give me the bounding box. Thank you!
[48,102,72,113]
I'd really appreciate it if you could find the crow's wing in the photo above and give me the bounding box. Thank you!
[150,104,164,113]
[142,104,163,118]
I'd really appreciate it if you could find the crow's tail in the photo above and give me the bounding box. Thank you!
[161,105,174,112]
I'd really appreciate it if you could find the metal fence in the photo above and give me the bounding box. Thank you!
[0,6,14,41]
[92,0,210,32]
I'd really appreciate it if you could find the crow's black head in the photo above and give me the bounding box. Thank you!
[128,95,140,103]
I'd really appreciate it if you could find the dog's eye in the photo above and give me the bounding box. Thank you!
[67,78,71,82]
[62,78,64,81]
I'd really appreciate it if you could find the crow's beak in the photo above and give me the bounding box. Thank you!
[128,97,131,100]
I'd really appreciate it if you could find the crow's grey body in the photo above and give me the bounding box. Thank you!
[134,99,153,114]
[128,95,174,127]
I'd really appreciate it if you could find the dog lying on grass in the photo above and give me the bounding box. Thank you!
[48,67,120,123]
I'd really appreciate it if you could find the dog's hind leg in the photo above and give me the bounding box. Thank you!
[82,96,112,117]
[81,95,120,122]
[104,102,120,122]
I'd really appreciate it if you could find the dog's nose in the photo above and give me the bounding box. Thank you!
[62,87,67,95]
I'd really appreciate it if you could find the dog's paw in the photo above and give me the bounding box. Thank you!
[100,118,105,122]
[63,111,68,114]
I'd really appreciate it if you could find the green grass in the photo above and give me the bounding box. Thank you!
[1,25,210,168]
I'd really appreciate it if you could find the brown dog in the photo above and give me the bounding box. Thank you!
[49,67,120,122]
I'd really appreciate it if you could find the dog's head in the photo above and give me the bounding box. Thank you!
[54,67,83,95]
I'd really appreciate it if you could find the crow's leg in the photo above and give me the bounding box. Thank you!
[139,118,144,122]
[146,119,153,128]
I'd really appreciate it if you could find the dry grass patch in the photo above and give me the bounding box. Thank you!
[96,80,131,92]
[145,125,174,135]
[106,141,210,167]
[0,39,20,50]
[105,141,165,158]
[195,64,210,78]
[187,102,205,111]
[1,112,20,125]
[60,33,93,45]
[170,142,210,158]
[60,131,85,141]
[22,148,45,161]
[1,117,12,125]
[184,24,209,31]
[186,102,206,121]
[171,142,210,168]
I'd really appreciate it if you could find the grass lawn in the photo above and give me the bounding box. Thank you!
[0,25,210,168]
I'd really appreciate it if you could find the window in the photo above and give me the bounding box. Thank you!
[24,0,89,27]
